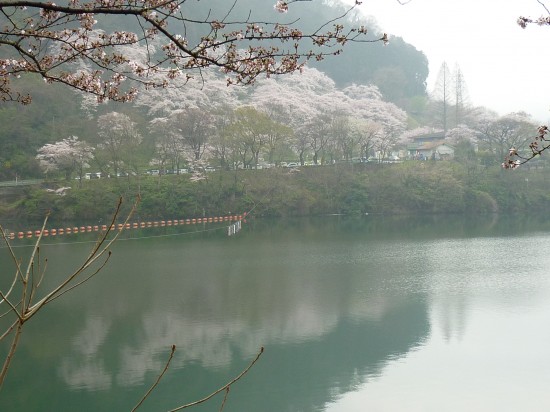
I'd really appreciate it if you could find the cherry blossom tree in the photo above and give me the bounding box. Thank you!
[322,109,357,162]
[372,123,403,161]
[36,135,94,180]
[307,111,332,164]
[349,118,380,160]
[263,113,293,165]
[344,84,407,161]
[148,117,185,173]
[343,83,407,128]
[169,108,213,161]
[445,124,478,146]
[398,126,443,142]
[249,67,336,163]
[96,111,143,176]
[249,67,407,164]
[0,0,383,105]
[250,67,336,126]
[291,132,310,165]
[133,67,240,117]
[341,83,382,101]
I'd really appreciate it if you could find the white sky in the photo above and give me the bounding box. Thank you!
[344,0,550,122]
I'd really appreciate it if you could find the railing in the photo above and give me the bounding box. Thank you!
[0,179,42,188]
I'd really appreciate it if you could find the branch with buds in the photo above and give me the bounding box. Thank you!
[502,125,549,169]
[517,1,550,28]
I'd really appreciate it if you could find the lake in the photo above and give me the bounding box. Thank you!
[1,215,550,411]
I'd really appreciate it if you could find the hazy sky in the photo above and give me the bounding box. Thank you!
[345,0,550,122]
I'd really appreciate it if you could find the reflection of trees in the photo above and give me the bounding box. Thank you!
[235,301,429,412]
[432,294,467,343]
[0,218,431,412]
[4,215,550,412]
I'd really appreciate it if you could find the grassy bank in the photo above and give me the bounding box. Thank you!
[2,161,549,224]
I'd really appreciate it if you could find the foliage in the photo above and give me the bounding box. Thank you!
[6,161,550,223]
[0,78,92,180]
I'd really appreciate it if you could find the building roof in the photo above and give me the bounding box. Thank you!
[410,131,446,142]
[407,140,454,151]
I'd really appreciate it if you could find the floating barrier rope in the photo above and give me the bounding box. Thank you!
[1,213,248,248]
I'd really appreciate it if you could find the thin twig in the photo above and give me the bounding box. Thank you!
[44,252,112,304]
[219,387,230,412]
[25,196,138,318]
[0,321,22,388]
[537,0,550,15]
[20,216,48,319]
[0,290,21,322]
[131,345,176,412]
[0,319,18,342]
[0,225,23,304]
[168,346,264,412]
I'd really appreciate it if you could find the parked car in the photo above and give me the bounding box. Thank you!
[85,172,101,179]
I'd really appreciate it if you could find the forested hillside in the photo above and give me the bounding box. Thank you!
[0,0,429,182]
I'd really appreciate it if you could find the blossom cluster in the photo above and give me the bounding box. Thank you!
[274,1,288,13]
[502,125,550,169]
[517,16,550,28]
[0,0,379,104]
[36,136,94,175]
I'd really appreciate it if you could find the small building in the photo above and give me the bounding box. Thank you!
[406,132,455,160]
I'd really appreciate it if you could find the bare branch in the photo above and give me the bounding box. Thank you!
[0,319,18,342]
[131,345,176,412]
[537,0,550,15]
[0,322,22,387]
[0,225,23,306]
[25,196,137,318]
[0,197,139,387]
[0,290,21,322]
[168,346,264,411]
[219,387,230,412]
